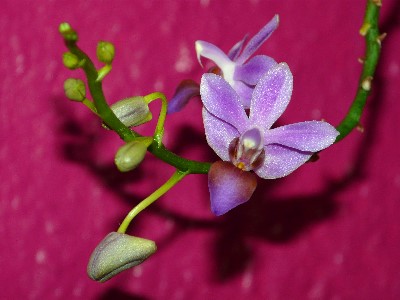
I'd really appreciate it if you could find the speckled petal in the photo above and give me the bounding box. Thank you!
[208,161,257,216]
[254,144,313,179]
[236,15,279,64]
[167,80,200,114]
[203,108,240,161]
[234,55,277,85]
[200,73,248,131]
[249,63,293,130]
[232,80,253,108]
[264,121,339,152]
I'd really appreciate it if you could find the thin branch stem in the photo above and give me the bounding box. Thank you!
[117,170,188,233]
[82,98,99,116]
[144,92,168,146]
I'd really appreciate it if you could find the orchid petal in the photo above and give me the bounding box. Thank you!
[236,15,279,64]
[249,63,293,130]
[203,108,240,161]
[167,80,200,114]
[200,73,248,131]
[255,144,313,179]
[265,121,339,152]
[234,55,277,85]
[195,41,234,81]
[208,161,257,216]
[227,34,249,61]
[231,80,253,108]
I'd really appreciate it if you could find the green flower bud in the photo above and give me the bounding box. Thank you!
[97,41,115,64]
[62,52,82,70]
[64,78,86,101]
[115,140,149,172]
[59,22,78,42]
[87,232,157,282]
[108,96,152,128]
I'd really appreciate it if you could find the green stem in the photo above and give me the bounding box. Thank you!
[62,36,210,174]
[335,0,382,142]
[117,170,187,233]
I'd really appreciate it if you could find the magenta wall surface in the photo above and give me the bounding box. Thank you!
[1,1,400,299]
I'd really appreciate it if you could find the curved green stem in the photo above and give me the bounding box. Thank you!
[335,0,382,142]
[144,92,167,146]
[117,170,188,233]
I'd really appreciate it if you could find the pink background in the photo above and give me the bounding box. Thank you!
[1,1,400,299]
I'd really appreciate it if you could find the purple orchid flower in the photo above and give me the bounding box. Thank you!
[201,63,339,216]
[168,15,279,113]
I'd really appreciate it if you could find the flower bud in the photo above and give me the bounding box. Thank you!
[59,22,78,42]
[108,96,152,128]
[97,41,115,64]
[64,78,86,101]
[62,52,81,69]
[87,232,157,282]
[115,140,148,172]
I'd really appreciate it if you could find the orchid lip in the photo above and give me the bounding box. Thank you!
[208,161,258,216]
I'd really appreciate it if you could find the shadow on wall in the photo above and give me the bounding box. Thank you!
[53,1,399,297]
[98,288,149,300]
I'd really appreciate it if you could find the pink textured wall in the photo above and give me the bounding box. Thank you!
[1,1,400,299]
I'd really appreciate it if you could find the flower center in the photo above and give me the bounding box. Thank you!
[229,128,265,171]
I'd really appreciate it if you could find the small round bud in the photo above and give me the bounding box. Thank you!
[64,78,86,101]
[87,232,157,282]
[59,22,78,41]
[109,96,152,128]
[115,141,148,172]
[62,52,81,69]
[97,41,115,64]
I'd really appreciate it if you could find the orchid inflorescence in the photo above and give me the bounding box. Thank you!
[59,1,382,282]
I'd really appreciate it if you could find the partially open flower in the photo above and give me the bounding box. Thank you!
[87,232,157,282]
[168,15,279,113]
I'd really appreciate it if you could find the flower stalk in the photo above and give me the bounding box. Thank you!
[335,0,382,142]
[117,170,188,233]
